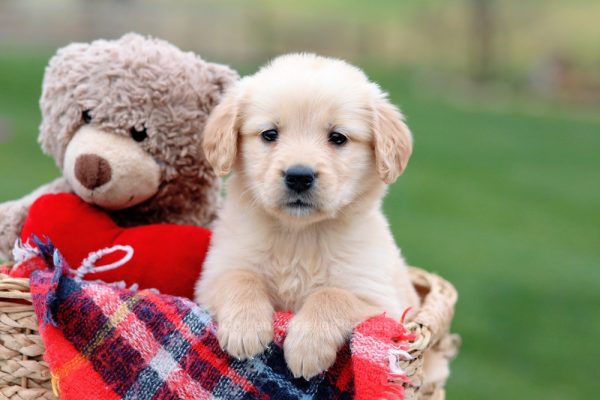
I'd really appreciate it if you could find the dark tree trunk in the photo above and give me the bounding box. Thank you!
[469,0,495,82]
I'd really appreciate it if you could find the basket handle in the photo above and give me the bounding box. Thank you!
[408,267,458,345]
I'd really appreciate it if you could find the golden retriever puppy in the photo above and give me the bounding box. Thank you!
[195,53,420,380]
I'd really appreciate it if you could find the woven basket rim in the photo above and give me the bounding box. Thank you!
[407,267,458,346]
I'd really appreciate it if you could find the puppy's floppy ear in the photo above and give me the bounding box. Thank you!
[372,94,413,184]
[202,88,240,176]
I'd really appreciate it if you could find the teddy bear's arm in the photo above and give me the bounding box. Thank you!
[0,177,71,261]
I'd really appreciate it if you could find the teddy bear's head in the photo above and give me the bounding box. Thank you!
[39,33,238,225]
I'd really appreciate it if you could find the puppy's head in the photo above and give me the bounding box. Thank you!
[203,53,412,225]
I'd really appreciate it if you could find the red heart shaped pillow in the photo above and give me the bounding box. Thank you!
[20,193,211,299]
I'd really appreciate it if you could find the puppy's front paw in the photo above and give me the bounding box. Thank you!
[217,303,274,360]
[283,315,347,380]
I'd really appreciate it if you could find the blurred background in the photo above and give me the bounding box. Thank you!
[1,0,598,398]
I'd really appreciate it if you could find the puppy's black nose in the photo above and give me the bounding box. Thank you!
[284,165,315,193]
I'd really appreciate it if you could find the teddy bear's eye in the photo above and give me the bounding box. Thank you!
[130,126,148,142]
[82,110,92,124]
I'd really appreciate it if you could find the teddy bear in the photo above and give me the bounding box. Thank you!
[0,33,238,261]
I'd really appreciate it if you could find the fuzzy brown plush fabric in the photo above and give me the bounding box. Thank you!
[0,33,238,260]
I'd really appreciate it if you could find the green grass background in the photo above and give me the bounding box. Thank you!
[1,51,599,399]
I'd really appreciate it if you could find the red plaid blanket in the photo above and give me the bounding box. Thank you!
[26,243,414,399]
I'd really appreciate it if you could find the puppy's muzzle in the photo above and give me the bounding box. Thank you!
[284,165,315,193]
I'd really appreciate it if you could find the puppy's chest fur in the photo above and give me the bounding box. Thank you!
[259,230,335,311]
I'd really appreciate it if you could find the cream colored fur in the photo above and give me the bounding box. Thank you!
[196,53,419,379]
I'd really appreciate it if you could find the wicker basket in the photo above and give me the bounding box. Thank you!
[0,274,54,399]
[0,267,459,400]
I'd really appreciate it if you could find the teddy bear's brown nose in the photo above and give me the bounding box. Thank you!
[74,154,112,190]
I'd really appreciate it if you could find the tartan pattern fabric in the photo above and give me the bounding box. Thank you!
[28,246,414,399]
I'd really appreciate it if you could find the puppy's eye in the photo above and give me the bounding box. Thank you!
[82,110,92,124]
[328,131,348,146]
[261,129,278,143]
[130,126,148,142]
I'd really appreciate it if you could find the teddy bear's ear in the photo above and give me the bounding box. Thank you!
[205,62,239,98]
